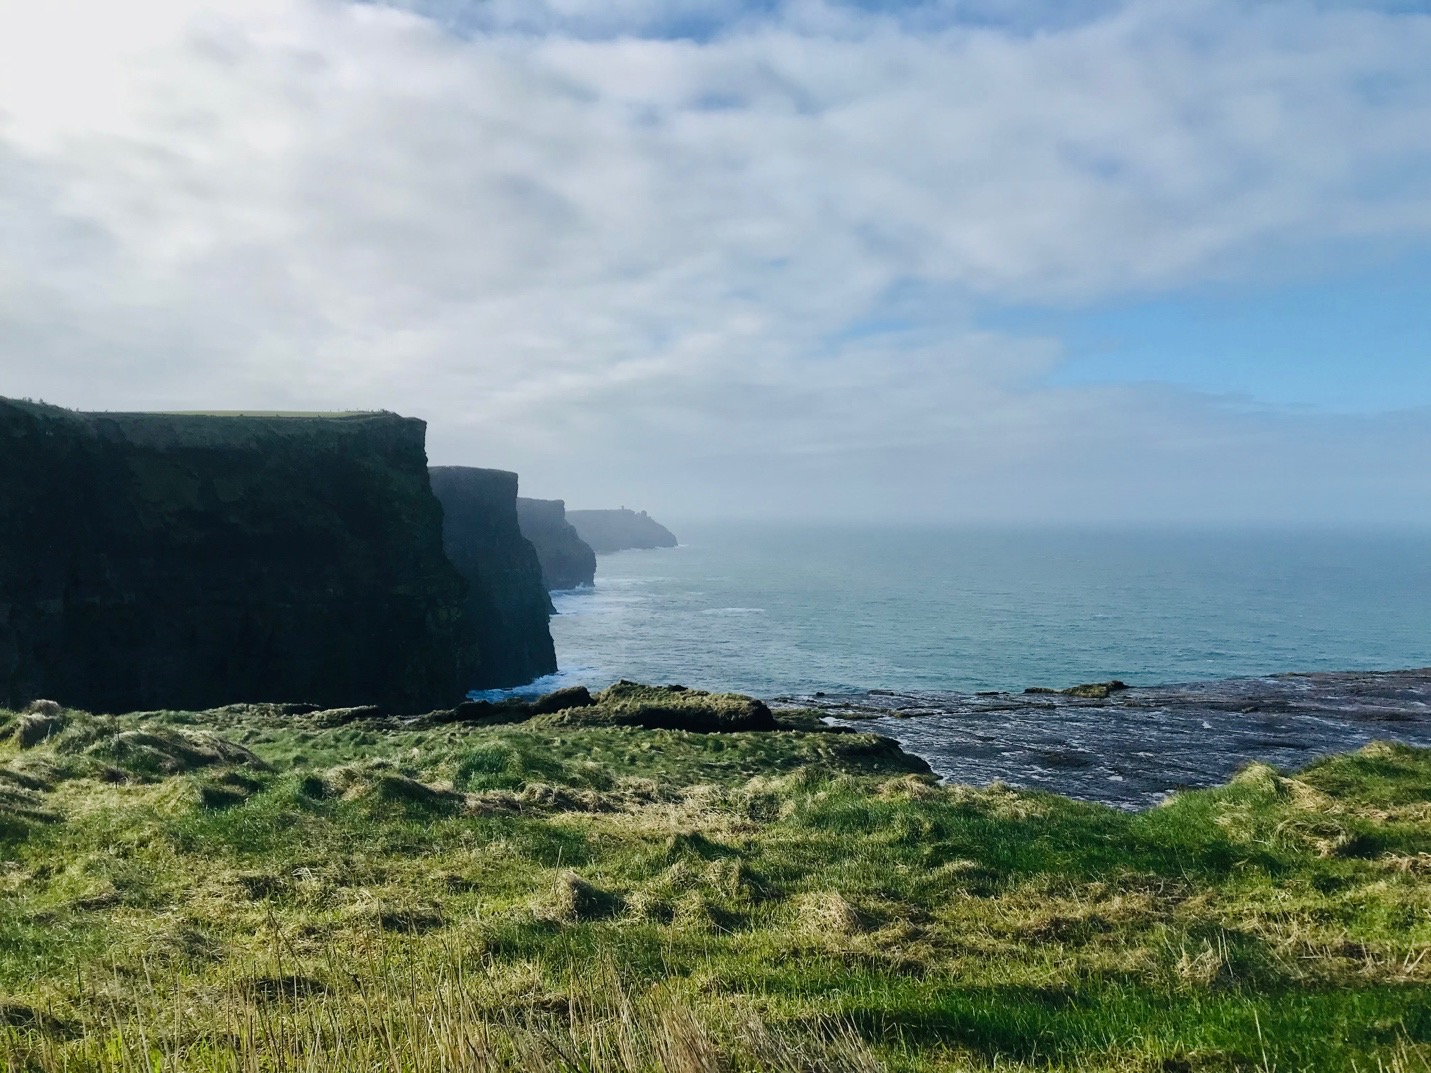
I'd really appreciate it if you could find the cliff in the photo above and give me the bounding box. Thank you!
[515,498,596,590]
[429,469,558,687]
[566,508,678,554]
[0,399,482,713]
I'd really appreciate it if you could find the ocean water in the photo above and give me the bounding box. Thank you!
[541,523,1431,697]
[500,523,1431,806]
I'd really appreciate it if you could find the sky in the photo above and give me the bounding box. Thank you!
[2,0,1430,523]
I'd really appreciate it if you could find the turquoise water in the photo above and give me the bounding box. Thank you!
[541,524,1431,697]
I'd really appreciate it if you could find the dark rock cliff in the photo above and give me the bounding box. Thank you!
[0,400,481,713]
[429,468,558,688]
[566,508,678,554]
[515,498,596,590]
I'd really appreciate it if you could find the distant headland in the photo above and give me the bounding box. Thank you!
[567,507,678,554]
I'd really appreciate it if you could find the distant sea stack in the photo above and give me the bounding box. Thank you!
[429,468,558,686]
[515,498,597,590]
[0,400,486,713]
[567,508,678,554]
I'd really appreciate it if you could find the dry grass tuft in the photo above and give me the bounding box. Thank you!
[1173,934,1237,990]
[797,890,867,937]
[83,725,268,776]
[540,869,624,923]
[0,951,888,1073]
[12,711,67,749]
[1229,761,1280,791]
[876,773,944,800]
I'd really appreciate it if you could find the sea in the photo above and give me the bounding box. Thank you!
[486,523,1431,807]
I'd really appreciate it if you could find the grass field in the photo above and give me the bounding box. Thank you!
[2,685,1429,1071]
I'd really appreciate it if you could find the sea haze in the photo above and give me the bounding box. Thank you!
[544,523,1431,697]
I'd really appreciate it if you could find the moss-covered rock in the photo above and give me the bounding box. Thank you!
[540,682,778,733]
[527,685,594,715]
[1061,680,1130,699]
[1023,681,1130,699]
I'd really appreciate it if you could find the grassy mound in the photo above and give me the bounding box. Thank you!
[539,682,780,732]
[0,693,1428,1071]
[427,682,783,734]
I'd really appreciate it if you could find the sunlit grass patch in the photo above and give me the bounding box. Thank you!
[1,698,1429,1070]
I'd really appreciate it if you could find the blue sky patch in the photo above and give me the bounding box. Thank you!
[987,249,1431,413]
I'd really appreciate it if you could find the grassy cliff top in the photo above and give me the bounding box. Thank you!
[2,685,1429,1072]
[90,408,402,428]
[2,398,421,450]
[135,410,380,419]
[86,408,425,451]
[2,398,384,422]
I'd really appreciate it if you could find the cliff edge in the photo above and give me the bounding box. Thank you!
[430,469,558,686]
[515,498,596,590]
[566,508,678,554]
[0,399,481,713]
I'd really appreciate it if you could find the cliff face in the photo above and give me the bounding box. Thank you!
[515,498,596,590]
[429,469,557,688]
[0,400,479,713]
[567,508,678,554]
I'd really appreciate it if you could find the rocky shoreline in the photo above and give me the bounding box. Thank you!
[792,667,1431,808]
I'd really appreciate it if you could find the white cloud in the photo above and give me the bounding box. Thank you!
[1,0,1430,519]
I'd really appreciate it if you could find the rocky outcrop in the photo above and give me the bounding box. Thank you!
[0,399,481,713]
[566,508,678,554]
[429,468,557,688]
[515,498,596,590]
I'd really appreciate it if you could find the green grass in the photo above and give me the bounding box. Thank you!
[1,689,1429,1071]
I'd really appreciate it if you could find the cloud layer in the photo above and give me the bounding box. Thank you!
[2,0,1430,519]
